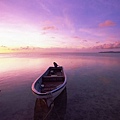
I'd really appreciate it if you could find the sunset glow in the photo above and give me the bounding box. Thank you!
[0,0,120,53]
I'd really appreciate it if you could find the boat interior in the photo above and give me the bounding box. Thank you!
[41,67,65,93]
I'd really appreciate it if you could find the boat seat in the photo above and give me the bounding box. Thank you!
[42,76,64,82]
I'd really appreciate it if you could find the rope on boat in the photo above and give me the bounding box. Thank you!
[53,106,62,120]
[43,103,54,120]
[43,103,62,120]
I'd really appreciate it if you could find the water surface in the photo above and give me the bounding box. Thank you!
[0,53,120,120]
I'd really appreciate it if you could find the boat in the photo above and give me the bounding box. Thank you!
[32,62,67,100]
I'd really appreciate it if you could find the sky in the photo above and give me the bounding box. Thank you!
[0,0,120,53]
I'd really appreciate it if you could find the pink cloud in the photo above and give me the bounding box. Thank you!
[93,42,120,49]
[72,36,89,43]
[72,36,80,39]
[99,20,116,27]
[41,32,47,35]
[1,45,7,48]
[5,46,81,53]
[83,40,87,42]
[96,41,100,44]
[72,36,83,42]
[51,37,55,39]
[42,26,57,31]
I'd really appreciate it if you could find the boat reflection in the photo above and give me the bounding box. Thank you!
[34,88,67,120]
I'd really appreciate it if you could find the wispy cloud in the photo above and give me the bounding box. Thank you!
[79,28,105,37]
[72,36,86,42]
[72,36,88,42]
[53,15,75,33]
[39,2,51,14]
[64,16,74,30]
[99,20,116,27]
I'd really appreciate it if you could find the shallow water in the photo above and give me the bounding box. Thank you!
[0,53,120,120]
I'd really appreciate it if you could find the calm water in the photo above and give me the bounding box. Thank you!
[0,53,120,120]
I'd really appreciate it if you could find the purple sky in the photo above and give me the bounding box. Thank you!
[0,0,120,52]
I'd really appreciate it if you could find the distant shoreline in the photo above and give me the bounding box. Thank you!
[99,51,120,53]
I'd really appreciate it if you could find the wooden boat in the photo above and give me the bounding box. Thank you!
[32,62,67,99]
